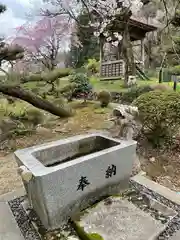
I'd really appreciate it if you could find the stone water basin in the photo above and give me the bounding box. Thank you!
[14,134,137,230]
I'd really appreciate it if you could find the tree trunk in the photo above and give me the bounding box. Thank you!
[120,9,136,86]
[0,84,74,118]
[122,27,130,86]
[99,36,104,63]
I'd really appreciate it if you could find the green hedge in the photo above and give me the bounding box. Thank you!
[133,91,180,146]
[121,85,153,103]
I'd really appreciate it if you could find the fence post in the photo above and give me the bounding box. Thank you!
[172,75,177,91]
[159,68,163,83]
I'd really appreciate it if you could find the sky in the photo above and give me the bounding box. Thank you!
[0,0,45,37]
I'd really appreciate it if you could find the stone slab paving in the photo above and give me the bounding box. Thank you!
[0,188,25,202]
[0,202,24,240]
[0,189,25,240]
[75,196,165,240]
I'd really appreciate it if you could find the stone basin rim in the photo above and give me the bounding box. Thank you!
[14,133,137,177]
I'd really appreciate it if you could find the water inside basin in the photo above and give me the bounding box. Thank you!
[33,135,120,167]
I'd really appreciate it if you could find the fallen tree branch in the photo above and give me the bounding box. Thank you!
[0,84,74,118]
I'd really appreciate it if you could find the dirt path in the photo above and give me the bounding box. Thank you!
[0,154,23,195]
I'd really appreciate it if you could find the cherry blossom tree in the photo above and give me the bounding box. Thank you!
[44,0,145,39]
[13,15,71,71]
[0,3,74,118]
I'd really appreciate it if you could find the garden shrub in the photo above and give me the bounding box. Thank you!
[25,108,44,127]
[169,65,180,75]
[8,110,26,120]
[0,116,28,142]
[97,90,111,107]
[133,91,180,146]
[60,83,77,102]
[121,85,153,103]
[85,58,100,75]
[3,101,27,120]
[31,87,40,94]
[6,97,16,105]
[69,73,93,100]
[74,67,87,74]
[144,69,157,78]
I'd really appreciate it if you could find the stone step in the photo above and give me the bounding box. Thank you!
[74,196,166,240]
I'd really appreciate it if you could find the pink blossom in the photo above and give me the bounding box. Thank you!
[12,16,72,71]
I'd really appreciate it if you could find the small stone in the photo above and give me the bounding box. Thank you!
[54,127,69,133]
[149,157,156,163]
[142,205,148,209]
[36,126,51,134]
[68,237,79,240]
[61,230,70,237]
[21,199,30,210]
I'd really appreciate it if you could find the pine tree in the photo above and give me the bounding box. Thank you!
[0,3,6,13]
[69,10,100,68]
[167,10,180,66]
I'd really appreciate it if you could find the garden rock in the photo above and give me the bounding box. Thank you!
[149,157,156,163]
[36,126,52,134]
[107,104,142,175]
[127,75,137,87]
[108,104,141,140]
[53,127,69,133]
